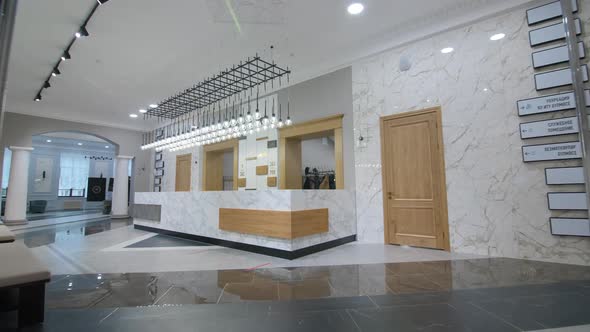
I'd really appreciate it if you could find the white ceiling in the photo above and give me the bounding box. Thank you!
[6,0,532,131]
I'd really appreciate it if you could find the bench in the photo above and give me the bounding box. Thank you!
[0,224,15,243]
[0,243,50,327]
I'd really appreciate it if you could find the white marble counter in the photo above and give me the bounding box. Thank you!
[134,190,357,252]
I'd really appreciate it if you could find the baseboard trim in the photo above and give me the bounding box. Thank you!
[133,224,356,260]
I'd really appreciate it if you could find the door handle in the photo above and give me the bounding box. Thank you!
[387,192,393,199]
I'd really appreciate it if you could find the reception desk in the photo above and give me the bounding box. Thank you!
[133,190,357,259]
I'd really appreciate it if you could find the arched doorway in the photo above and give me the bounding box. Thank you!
[2,131,125,218]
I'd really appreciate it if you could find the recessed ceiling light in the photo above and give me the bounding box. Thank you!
[490,33,505,41]
[139,109,147,113]
[441,47,454,54]
[46,139,52,143]
[77,142,83,146]
[129,114,138,118]
[105,145,109,148]
[149,104,158,108]
[347,3,364,15]
[75,32,81,38]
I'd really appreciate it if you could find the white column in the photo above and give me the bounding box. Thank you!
[111,155,133,219]
[4,146,33,225]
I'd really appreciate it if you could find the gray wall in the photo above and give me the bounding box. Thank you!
[278,67,355,190]
[0,112,150,196]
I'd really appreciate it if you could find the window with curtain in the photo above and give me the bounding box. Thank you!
[58,153,89,197]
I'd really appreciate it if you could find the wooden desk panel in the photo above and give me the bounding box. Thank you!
[219,208,328,239]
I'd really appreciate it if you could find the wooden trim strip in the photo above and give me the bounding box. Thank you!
[219,208,328,239]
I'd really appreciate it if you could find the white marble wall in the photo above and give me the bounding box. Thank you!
[135,189,356,251]
[352,4,590,265]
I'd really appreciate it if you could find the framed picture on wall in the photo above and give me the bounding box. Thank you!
[154,177,161,185]
[155,161,165,169]
[155,169,164,177]
[155,152,163,161]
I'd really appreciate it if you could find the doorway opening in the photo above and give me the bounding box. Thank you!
[202,140,238,191]
[380,107,450,250]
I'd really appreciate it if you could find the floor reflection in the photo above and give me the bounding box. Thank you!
[17,217,133,248]
[44,258,590,310]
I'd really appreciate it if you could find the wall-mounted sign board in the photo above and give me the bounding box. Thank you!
[527,0,578,26]
[545,167,584,185]
[520,116,578,139]
[529,18,582,47]
[535,65,589,91]
[547,192,587,210]
[550,218,590,236]
[522,141,581,162]
[517,90,590,116]
[532,42,585,69]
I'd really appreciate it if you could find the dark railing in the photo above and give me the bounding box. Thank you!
[58,188,85,197]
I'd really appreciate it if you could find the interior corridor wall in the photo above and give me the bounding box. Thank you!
[352,2,590,265]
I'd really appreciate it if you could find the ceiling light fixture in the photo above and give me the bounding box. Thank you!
[149,104,158,108]
[129,114,138,118]
[75,26,89,38]
[347,3,364,15]
[61,50,71,61]
[46,139,52,143]
[441,47,454,54]
[490,33,506,41]
[35,0,110,103]
[139,109,147,113]
[77,142,83,146]
[105,145,109,148]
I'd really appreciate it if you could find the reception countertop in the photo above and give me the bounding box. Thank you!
[133,190,357,259]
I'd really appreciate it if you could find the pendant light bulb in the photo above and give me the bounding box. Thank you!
[246,112,252,122]
[286,117,292,126]
[255,109,260,120]
[278,119,284,128]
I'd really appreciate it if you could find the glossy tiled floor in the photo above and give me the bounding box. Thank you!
[2,258,590,331]
[2,218,590,331]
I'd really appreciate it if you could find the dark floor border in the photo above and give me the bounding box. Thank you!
[134,224,356,260]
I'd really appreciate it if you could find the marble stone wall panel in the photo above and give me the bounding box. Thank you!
[352,6,590,264]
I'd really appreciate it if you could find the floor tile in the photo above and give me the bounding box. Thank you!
[348,302,519,332]
[125,234,211,248]
[471,293,590,330]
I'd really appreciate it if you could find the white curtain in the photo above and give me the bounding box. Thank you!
[59,153,89,192]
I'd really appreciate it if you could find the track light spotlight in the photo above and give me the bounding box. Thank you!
[51,68,61,77]
[43,81,51,88]
[75,26,89,38]
[61,51,71,61]
[34,93,42,101]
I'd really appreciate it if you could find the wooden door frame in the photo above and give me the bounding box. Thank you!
[278,114,344,189]
[175,153,192,192]
[379,107,450,251]
[202,139,239,191]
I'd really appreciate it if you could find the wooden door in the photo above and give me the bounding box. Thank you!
[175,154,192,192]
[380,107,449,250]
